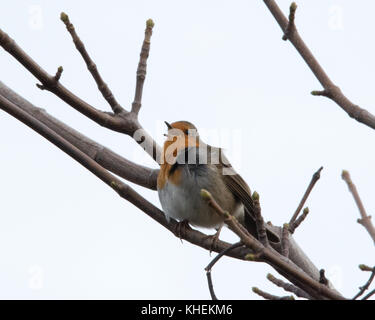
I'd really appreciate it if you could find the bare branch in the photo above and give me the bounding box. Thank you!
[267,273,311,299]
[353,266,375,300]
[0,81,158,190]
[252,287,294,300]
[60,12,123,114]
[0,20,161,162]
[204,242,243,300]
[289,207,309,234]
[0,27,117,126]
[342,170,375,244]
[205,271,217,300]
[311,90,331,98]
[263,0,375,131]
[0,94,144,205]
[131,19,154,115]
[289,166,322,233]
[200,189,346,300]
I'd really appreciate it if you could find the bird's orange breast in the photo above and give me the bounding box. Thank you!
[157,135,199,190]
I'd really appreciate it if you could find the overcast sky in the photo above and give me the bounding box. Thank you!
[1,0,374,299]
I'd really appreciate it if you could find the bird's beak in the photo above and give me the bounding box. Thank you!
[164,121,172,130]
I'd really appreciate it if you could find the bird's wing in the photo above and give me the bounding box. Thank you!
[209,145,279,242]
[208,146,256,218]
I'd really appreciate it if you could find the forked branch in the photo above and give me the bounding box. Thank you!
[263,0,375,131]
[289,166,322,233]
[200,189,345,300]
[0,17,161,161]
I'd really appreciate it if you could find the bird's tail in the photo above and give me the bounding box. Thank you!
[243,208,279,243]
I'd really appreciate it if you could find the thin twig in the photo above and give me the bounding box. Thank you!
[54,66,64,82]
[362,288,375,300]
[252,287,294,300]
[311,90,331,98]
[205,271,217,300]
[131,19,154,115]
[252,191,269,246]
[60,12,123,114]
[205,242,244,272]
[263,0,375,131]
[359,264,374,272]
[267,273,311,299]
[353,266,375,300]
[36,66,64,90]
[282,2,297,41]
[342,170,375,244]
[204,242,243,300]
[289,166,322,233]
[289,207,309,234]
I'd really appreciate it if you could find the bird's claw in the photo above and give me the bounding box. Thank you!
[175,220,192,242]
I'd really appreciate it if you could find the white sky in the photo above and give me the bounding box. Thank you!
[0,0,374,299]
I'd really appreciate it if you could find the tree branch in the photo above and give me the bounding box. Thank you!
[353,266,375,300]
[204,242,243,300]
[201,189,346,300]
[289,207,309,234]
[263,0,375,131]
[0,81,158,190]
[342,170,375,244]
[267,273,311,299]
[0,19,161,162]
[60,12,124,114]
[289,166,322,233]
[131,19,154,115]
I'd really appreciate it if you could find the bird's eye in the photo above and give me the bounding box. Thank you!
[183,129,189,135]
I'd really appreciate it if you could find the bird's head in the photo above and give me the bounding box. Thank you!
[162,121,200,162]
[164,120,199,138]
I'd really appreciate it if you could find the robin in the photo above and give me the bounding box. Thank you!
[157,120,278,243]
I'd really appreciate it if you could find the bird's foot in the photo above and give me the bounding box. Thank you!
[174,220,192,242]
